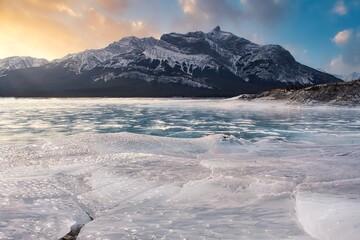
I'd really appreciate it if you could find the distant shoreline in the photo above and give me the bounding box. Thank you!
[235,79,360,106]
[1,80,359,107]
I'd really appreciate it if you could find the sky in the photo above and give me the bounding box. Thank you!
[0,0,359,75]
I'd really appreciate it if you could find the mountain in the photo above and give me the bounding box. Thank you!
[0,56,48,76]
[344,72,360,82]
[320,70,360,82]
[242,80,360,105]
[0,26,341,97]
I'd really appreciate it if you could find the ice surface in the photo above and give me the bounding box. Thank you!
[1,98,360,145]
[0,98,360,239]
[295,180,360,240]
[1,133,359,239]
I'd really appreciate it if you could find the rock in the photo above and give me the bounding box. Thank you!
[253,79,360,105]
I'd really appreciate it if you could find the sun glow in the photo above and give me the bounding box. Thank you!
[0,0,156,60]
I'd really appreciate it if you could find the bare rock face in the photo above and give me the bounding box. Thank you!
[254,79,360,105]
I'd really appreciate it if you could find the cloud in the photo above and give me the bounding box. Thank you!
[329,29,360,74]
[333,0,347,15]
[0,0,158,60]
[342,32,360,66]
[328,55,357,74]
[56,3,80,17]
[179,0,197,14]
[0,1,86,59]
[95,0,129,13]
[178,0,290,26]
[176,0,291,34]
[77,7,156,47]
[332,29,352,44]
[178,0,239,29]
[239,0,291,24]
[330,56,341,67]
[1,0,296,60]
[333,29,360,66]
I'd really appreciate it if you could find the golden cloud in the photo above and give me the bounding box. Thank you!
[0,0,158,60]
[332,29,352,45]
[0,1,86,59]
[179,0,197,14]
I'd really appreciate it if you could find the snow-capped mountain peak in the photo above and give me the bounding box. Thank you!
[316,69,360,82]
[0,27,341,97]
[345,72,360,82]
[54,36,159,73]
[0,56,48,75]
[211,25,221,32]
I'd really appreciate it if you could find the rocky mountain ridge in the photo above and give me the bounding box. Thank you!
[342,72,360,82]
[0,27,341,97]
[0,56,48,76]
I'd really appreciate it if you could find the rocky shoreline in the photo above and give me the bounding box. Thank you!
[238,79,360,105]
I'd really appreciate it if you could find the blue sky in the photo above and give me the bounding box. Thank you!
[1,0,359,74]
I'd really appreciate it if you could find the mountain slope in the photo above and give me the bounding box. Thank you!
[0,27,341,97]
[0,56,48,76]
[344,72,360,82]
[330,72,360,82]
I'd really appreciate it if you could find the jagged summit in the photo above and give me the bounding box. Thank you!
[0,27,341,97]
[212,26,221,32]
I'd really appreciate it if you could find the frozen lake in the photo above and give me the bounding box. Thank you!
[0,98,359,239]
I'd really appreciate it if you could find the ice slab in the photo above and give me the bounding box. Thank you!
[295,180,360,240]
[0,133,359,239]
